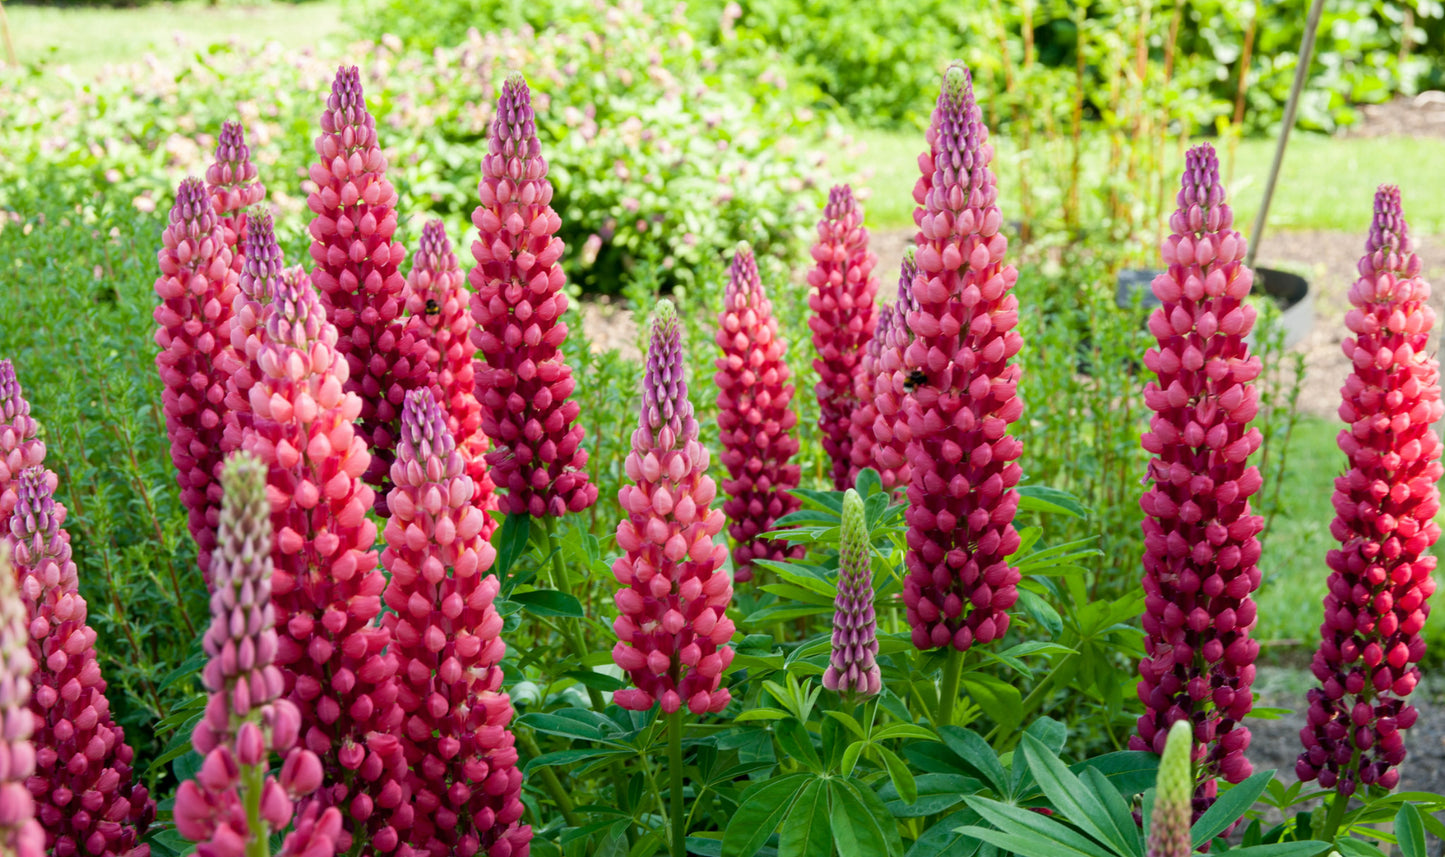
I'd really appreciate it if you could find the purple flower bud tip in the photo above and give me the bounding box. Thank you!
[823,490,881,698]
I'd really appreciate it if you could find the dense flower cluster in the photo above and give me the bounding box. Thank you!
[382,389,530,856]
[900,65,1024,652]
[155,176,239,585]
[848,304,892,487]
[1133,143,1262,808]
[807,184,878,490]
[714,246,802,584]
[405,220,498,539]
[239,268,406,851]
[613,301,734,715]
[866,250,920,492]
[206,120,265,272]
[823,489,880,698]
[0,362,44,532]
[174,452,341,857]
[308,65,428,512]
[222,210,286,457]
[470,73,597,519]
[1297,186,1442,795]
[1147,720,1194,857]
[0,552,42,857]
[8,468,154,856]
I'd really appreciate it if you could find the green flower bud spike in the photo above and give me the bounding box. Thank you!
[1148,719,1194,857]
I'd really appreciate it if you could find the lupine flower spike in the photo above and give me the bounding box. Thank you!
[868,249,920,492]
[613,300,735,715]
[0,550,42,857]
[823,489,881,699]
[8,468,154,855]
[1297,186,1442,795]
[405,220,499,539]
[470,72,597,518]
[174,452,342,857]
[848,303,892,487]
[715,246,802,584]
[222,210,285,456]
[206,120,265,272]
[0,362,43,531]
[900,64,1024,652]
[1134,143,1262,813]
[808,185,878,489]
[308,65,428,513]
[382,389,530,856]
[156,176,239,585]
[1147,720,1194,857]
[240,268,407,852]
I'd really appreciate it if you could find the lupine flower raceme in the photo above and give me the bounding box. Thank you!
[405,220,498,540]
[867,249,920,492]
[1147,719,1195,857]
[470,72,597,518]
[155,176,240,585]
[823,489,881,699]
[8,468,154,856]
[715,246,802,584]
[222,210,286,457]
[382,389,529,856]
[808,185,878,489]
[239,267,407,851]
[308,65,428,513]
[612,301,735,715]
[900,65,1024,652]
[1134,143,1263,812]
[1297,186,1442,795]
[0,550,42,857]
[206,120,265,274]
[848,304,893,489]
[174,452,342,857]
[0,362,43,532]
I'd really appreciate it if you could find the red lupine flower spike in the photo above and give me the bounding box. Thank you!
[206,120,265,274]
[808,185,879,489]
[155,176,240,585]
[405,220,498,540]
[901,65,1024,652]
[308,65,429,515]
[382,389,531,856]
[715,245,802,584]
[1134,143,1263,813]
[240,268,408,852]
[8,468,154,855]
[174,452,342,857]
[0,550,43,857]
[614,301,735,715]
[1296,186,1442,795]
[869,249,920,492]
[0,361,44,533]
[470,72,597,519]
[222,209,285,457]
[848,302,892,486]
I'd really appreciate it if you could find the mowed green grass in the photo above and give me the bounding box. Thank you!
[4,0,348,75]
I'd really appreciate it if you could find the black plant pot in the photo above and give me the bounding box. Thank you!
[1115,266,1315,349]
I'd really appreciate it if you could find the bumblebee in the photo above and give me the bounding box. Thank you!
[424,298,441,315]
[903,368,928,393]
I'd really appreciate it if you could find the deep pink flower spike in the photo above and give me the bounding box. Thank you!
[0,362,44,533]
[0,551,42,857]
[206,120,265,275]
[221,209,285,458]
[1296,186,1442,795]
[867,249,920,492]
[900,65,1024,653]
[1133,143,1264,811]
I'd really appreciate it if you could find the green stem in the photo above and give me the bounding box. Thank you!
[937,648,965,727]
[242,760,268,857]
[669,710,687,857]
[984,653,1074,749]
[519,728,583,827]
[1319,752,1358,846]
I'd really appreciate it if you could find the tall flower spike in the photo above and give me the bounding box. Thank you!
[241,268,408,852]
[155,176,240,585]
[174,452,342,857]
[222,209,286,456]
[206,120,266,272]
[1134,143,1263,812]
[900,65,1024,652]
[405,220,498,539]
[470,72,597,518]
[308,65,428,515]
[715,246,802,584]
[849,303,892,487]
[1147,720,1194,857]
[0,361,44,531]
[382,390,530,856]
[1296,187,1442,795]
[869,249,920,491]
[613,300,735,715]
[808,185,879,489]
[0,550,42,857]
[823,489,880,699]
[8,468,154,855]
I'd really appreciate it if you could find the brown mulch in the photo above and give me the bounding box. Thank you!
[1344,90,1445,140]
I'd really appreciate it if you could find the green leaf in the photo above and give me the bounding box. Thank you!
[775,717,823,773]
[1192,770,1275,848]
[1071,752,1159,797]
[823,709,867,740]
[957,800,1114,857]
[875,744,918,806]
[1395,803,1426,857]
[494,512,531,583]
[959,673,1022,735]
[829,779,891,857]
[1016,590,1064,636]
[854,468,883,498]
[722,773,811,857]
[1080,767,1140,856]
[562,670,626,692]
[524,747,631,773]
[511,589,585,618]
[518,709,626,745]
[1016,485,1089,518]
[908,810,984,857]
[880,773,982,818]
[1219,844,1333,857]
[939,727,1007,793]
[870,723,939,743]
[1020,734,1135,857]
[778,779,831,857]
[735,708,792,723]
